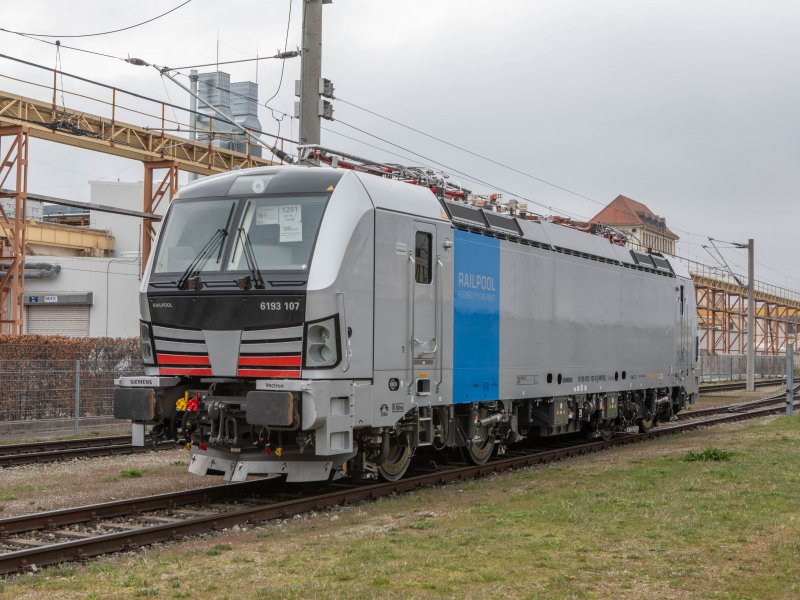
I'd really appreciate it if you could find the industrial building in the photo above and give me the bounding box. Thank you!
[591,194,679,256]
[12,181,160,338]
[0,68,273,337]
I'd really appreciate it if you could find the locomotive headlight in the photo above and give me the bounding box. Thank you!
[308,324,331,343]
[305,317,339,368]
[140,321,156,365]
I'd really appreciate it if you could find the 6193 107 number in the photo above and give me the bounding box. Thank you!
[260,301,301,311]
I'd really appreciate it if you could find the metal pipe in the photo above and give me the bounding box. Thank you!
[477,412,506,428]
[0,261,61,279]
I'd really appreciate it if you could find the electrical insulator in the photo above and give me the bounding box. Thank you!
[319,99,334,121]
[319,78,335,99]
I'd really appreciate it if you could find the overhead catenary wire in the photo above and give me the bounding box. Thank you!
[5,38,796,290]
[154,65,285,160]
[335,96,754,251]
[169,51,299,71]
[0,25,769,260]
[265,0,295,108]
[1,1,193,38]
[0,38,299,148]
[0,52,298,145]
[703,239,745,287]
[0,70,197,132]
[335,96,608,209]
[321,125,451,174]
[0,28,125,62]
[331,118,584,220]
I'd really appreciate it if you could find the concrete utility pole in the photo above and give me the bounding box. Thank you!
[299,0,325,147]
[188,69,199,183]
[746,238,755,392]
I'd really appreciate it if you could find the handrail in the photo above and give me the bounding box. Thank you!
[336,291,351,373]
[407,252,416,394]
[434,255,444,393]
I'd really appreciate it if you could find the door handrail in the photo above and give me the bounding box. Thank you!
[407,251,416,394]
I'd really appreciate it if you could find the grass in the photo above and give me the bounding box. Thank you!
[683,446,734,462]
[205,544,233,556]
[119,469,143,479]
[0,484,46,512]
[4,415,800,599]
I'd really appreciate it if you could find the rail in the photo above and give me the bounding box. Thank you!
[1,391,796,575]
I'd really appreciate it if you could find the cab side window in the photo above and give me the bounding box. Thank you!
[415,232,432,284]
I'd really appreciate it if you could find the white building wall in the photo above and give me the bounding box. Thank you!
[23,256,141,338]
[13,181,181,338]
[1,198,43,221]
[89,181,168,256]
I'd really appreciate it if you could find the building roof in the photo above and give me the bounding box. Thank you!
[590,194,679,240]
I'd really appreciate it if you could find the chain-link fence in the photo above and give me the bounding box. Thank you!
[699,353,800,382]
[0,337,141,434]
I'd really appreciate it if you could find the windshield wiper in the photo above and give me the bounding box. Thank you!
[234,227,265,290]
[176,228,228,290]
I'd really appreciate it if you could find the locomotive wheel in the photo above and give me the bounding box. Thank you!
[377,433,414,481]
[462,429,495,465]
[639,396,656,433]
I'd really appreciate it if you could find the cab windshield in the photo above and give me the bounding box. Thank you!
[152,195,328,274]
[153,199,235,274]
[228,195,328,271]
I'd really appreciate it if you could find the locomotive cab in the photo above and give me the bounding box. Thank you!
[115,166,379,481]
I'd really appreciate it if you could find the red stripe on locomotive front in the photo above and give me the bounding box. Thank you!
[157,354,211,365]
[159,367,213,376]
[238,355,302,367]
[237,368,301,378]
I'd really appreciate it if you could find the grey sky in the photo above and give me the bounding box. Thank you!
[2,1,798,288]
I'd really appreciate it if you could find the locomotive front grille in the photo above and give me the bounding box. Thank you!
[152,325,211,376]
[151,324,303,378]
[238,325,303,378]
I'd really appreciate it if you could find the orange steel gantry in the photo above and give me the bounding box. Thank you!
[0,126,28,334]
[0,89,274,333]
[693,273,800,356]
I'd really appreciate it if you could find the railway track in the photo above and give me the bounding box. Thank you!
[1,391,796,576]
[2,375,772,469]
[0,436,176,468]
[700,377,785,394]
[680,384,796,421]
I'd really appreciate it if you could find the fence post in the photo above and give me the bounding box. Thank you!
[74,359,81,433]
[730,356,734,381]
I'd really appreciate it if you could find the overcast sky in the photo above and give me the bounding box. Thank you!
[1,1,798,289]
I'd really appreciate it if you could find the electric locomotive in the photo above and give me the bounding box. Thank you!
[114,161,699,482]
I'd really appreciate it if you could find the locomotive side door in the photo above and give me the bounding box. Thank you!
[411,222,439,393]
[679,283,688,372]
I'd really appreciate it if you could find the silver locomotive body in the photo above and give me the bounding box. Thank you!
[114,166,698,482]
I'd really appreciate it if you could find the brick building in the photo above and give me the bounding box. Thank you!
[591,194,678,255]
